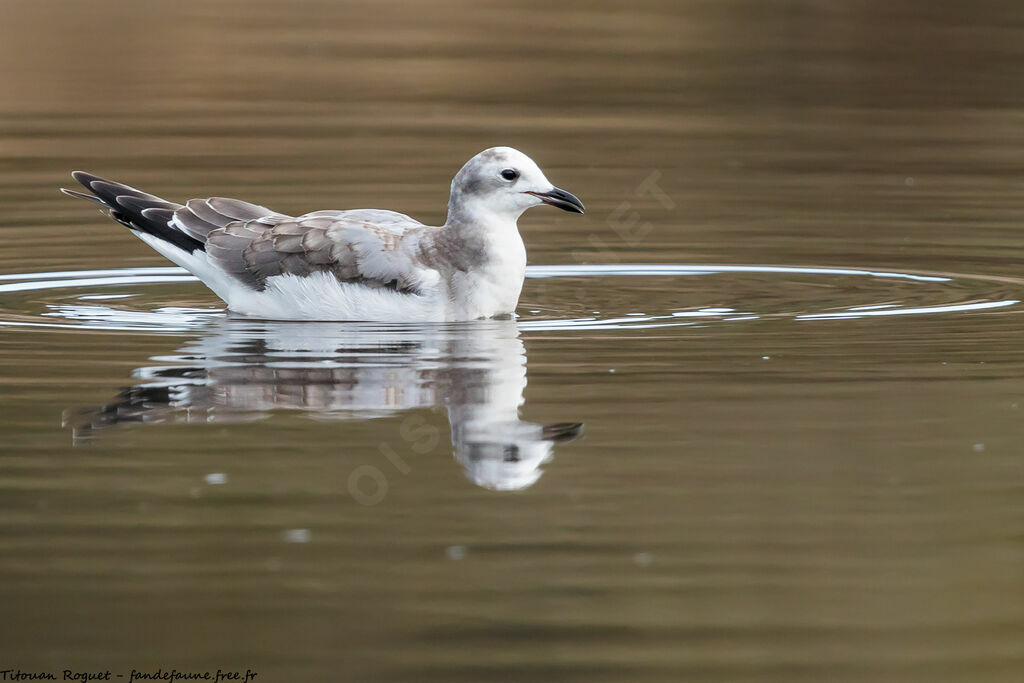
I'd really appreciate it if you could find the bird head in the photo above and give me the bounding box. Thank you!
[447,146,585,224]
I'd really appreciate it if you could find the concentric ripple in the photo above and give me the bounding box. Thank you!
[0,264,1020,333]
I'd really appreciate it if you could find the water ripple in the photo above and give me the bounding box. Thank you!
[0,264,1019,334]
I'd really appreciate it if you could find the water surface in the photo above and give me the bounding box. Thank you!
[2,1,1024,681]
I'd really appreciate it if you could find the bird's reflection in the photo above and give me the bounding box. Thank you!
[67,318,582,490]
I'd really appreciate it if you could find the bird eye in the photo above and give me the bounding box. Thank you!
[500,168,519,181]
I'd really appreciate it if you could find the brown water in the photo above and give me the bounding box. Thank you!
[3,1,1024,681]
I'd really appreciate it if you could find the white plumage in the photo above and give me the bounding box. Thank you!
[63,147,584,322]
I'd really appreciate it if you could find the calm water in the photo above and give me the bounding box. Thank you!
[3,1,1024,681]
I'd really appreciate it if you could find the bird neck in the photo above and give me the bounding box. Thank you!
[444,197,524,241]
[444,191,528,230]
[436,209,526,276]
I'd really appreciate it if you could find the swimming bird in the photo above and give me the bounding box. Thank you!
[62,147,584,322]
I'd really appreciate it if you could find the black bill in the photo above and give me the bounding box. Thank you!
[527,187,585,214]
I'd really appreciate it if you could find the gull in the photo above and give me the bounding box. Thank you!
[62,147,584,322]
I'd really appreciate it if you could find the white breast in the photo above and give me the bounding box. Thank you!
[227,271,448,322]
[445,229,527,320]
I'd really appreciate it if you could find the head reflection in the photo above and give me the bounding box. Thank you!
[68,319,582,491]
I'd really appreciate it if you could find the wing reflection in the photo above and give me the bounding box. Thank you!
[66,319,582,491]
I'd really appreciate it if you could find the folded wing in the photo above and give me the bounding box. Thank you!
[63,172,438,296]
[205,209,438,294]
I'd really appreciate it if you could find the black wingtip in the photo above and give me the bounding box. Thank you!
[117,195,178,211]
[60,187,105,205]
[140,207,176,224]
[71,170,102,189]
